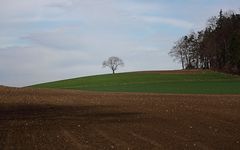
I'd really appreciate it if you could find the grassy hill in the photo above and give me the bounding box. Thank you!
[31,70,240,94]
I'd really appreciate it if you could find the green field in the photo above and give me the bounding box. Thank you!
[31,70,240,94]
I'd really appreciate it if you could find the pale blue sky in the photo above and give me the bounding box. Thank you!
[0,0,239,87]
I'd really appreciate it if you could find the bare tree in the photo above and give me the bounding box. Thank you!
[169,36,186,69]
[102,56,124,74]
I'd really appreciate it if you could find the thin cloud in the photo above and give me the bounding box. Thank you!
[138,16,193,29]
[0,0,239,86]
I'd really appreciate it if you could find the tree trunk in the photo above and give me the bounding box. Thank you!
[180,54,185,69]
[112,69,115,74]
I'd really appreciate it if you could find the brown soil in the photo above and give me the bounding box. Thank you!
[0,87,240,150]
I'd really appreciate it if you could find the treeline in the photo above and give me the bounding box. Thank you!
[169,10,240,74]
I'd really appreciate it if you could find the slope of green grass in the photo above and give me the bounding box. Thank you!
[31,70,240,94]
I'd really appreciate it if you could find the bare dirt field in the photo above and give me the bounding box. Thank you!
[0,87,240,150]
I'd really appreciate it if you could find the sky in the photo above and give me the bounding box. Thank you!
[0,0,239,87]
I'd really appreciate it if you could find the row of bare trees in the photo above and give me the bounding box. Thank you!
[169,10,240,74]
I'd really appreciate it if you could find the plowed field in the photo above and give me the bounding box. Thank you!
[0,87,240,150]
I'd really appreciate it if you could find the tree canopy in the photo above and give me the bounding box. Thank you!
[169,10,240,74]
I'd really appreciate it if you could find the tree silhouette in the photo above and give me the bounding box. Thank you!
[169,9,240,74]
[102,56,124,74]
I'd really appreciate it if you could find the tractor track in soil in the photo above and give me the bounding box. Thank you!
[0,87,240,149]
